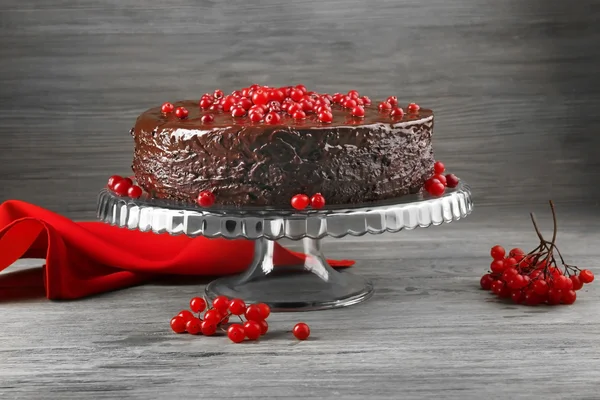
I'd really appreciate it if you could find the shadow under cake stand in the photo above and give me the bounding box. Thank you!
[96,183,473,311]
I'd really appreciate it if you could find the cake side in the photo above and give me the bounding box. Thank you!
[131,98,435,207]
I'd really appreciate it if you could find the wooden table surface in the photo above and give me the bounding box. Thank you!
[1,0,600,399]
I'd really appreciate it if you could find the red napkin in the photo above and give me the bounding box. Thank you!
[0,200,353,301]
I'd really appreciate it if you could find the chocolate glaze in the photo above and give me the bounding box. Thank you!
[131,100,435,207]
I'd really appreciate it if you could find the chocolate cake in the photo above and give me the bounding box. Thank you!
[129,85,436,208]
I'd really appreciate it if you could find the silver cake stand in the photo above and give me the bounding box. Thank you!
[96,183,473,311]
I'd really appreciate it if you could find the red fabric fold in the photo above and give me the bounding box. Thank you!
[0,200,353,301]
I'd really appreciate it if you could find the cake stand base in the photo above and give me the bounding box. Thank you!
[204,237,374,311]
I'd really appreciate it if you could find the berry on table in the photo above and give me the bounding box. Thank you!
[197,191,216,207]
[170,316,187,334]
[292,322,310,340]
[243,321,262,340]
[228,298,247,316]
[480,273,494,290]
[291,194,310,210]
[562,290,577,305]
[190,297,207,313]
[258,320,269,335]
[177,310,194,323]
[203,309,221,323]
[490,245,506,261]
[227,324,246,343]
[570,275,584,291]
[201,320,217,336]
[245,304,264,322]
[580,269,594,283]
[212,295,230,314]
[257,303,271,320]
[186,317,202,335]
[175,107,189,119]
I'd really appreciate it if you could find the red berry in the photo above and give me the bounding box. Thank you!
[390,107,404,118]
[532,279,549,296]
[258,320,269,335]
[361,96,372,105]
[245,304,264,322]
[227,324,246,343]
[290,89,304,102]
[318,110,333,123]
[491,280,504,295]
[243,321,262,340]
[490,245,506,260]
[161,102,175,114]
[580,269,594,283]
[504,257,517,269]
[201,114,214,124]
[292,323,310,340]
[127,185,143,199]
[300,99,314,112]
[445,174,460,188]
[203,309,221,323]
[257,303,271,320]
[490,259,506,273]
[175,107,188,119]
[502,267,518,282]
[386,96,398,106]
[480,273,494,290]
[507,274,527,290]
[252,90,269,106]
[511,290,524,304]
[291,194,310,210]
[292,110,306,119]
[427,181,445,196]
[199,97,213,109]
[268,89,285,103]
[433,174,447,186]
[190,297,207,313]
[570,275,584,291]
[177,310,194,323]
[231,106,246,117]
[295,84,307,94]
[200,320,217,336]
[547,288,562,305]
[554,275,570,290]
[196,190,215,207]
[343,99,357,109]
[524,291,542,306]
[310,193,326,209]
[407,103,420,113]
[268,101,281,112]
[213,89,224,99]
[186,317,202,335]
[562,289,577,304]
[238,97,253,109]
[351,106,365,117]
[228,298,247,316]
[222,95,236,112]
[170,316,187,333]
[249,111,263,122]
[113,179,132,196]
[287,102,302,115]
[378,102,392,112]
[212,295,230,314]
[509,248,526,262]
[265,111,281,125]
[433,161,445,175]
[107,175,122,189]
[347,90,360,99]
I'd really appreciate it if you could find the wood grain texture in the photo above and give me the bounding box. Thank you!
[1,1,600,399]
[2,222,600,400]
[0,0,599,219]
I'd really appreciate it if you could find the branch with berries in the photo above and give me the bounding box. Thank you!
[480,200,594,306]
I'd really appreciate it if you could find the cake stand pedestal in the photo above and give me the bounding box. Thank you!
[96,183,473,311]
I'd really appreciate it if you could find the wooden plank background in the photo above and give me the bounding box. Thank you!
[1,1,600,399]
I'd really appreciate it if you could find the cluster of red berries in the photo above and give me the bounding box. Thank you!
[107,175,143,199]
[423,161,460,197]
[170,296,311,342]
[481,245,594,305]
[291,193,326,210]
[160,85,420,125]
[377,96,420,119]
[480,201,594,306]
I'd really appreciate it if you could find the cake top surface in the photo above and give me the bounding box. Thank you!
[134,85,432,135]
